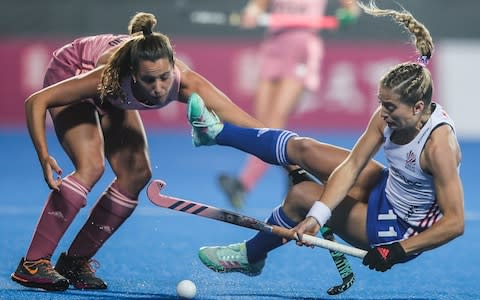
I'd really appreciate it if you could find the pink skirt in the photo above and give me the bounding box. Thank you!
[257,30,324,91]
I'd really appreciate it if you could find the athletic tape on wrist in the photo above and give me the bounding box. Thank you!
[306,201,332,227]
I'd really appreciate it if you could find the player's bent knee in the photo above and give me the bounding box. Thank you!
[284,181,323,217]
[76,161,105,187]
[134,167,152,186]
[140,167,153,186]
[286,137,316,164]
[120,165,152,192]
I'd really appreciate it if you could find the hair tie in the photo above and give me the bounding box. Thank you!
[142,26,153,36]
[417,55,429,67]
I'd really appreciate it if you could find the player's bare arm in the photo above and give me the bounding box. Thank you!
[399,125,464,255]
[178,59,264,128]
[319,108,384,211]
[293,108,385,240]
[25,67,104,190]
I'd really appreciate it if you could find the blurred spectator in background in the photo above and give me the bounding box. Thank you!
[218,0,360,209]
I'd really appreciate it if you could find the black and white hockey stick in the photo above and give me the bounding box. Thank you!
[288,169,356,294]
[320,226,356,295]
[147,180,365,294]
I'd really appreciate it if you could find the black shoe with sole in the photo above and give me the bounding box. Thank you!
[55,252,107,290]
[11,257,69,291]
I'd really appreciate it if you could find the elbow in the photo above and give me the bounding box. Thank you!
[453,221,464,238]
[25,94,37,111]
[25,95,33,107]
[25,93,46,115]
[25,96,33,117]
[24,94,44,127]
[25,92,38,105]
[449,217,464,239]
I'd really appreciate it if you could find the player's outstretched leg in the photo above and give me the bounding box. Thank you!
[187,93,224,146]
[55,252,107,290]
[188,93,298,209]
[198,242,265,276]
[187,93,298,168]
[198,205,296,276]
[11,257,69,291]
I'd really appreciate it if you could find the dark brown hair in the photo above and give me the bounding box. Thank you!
[99,12,175,101]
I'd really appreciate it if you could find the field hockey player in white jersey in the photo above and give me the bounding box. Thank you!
[187,0,464,275]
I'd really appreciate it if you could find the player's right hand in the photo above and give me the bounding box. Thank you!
[292,216,321,247]
[41,155,63,191]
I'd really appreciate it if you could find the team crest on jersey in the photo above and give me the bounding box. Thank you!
[405,150,416,172]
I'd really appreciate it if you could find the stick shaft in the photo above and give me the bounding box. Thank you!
[147,180,366,258]
[270,226,366,258]
[189,10,338,30]
[258,14,338,29]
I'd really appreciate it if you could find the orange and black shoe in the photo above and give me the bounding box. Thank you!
[55,252,107,290]
[11,257,69,291]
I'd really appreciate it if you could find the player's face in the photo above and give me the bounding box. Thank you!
[377,87,417,130]
[133,58,174,105]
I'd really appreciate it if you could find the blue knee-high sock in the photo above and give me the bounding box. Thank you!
[246,206,298,263]
[216,122,297,166]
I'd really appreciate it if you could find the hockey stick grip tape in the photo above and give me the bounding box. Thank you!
[272,225,366,258]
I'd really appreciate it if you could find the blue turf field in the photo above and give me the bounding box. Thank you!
[0,129,479,300]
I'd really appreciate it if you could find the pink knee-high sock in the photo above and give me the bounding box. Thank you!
[67,181,138,258]
[26,175,89,261]
[239,156,270,191]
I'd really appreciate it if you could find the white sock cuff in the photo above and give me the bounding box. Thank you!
[306,201,331,227]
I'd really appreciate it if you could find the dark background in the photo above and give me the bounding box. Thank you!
[2,0,478,41]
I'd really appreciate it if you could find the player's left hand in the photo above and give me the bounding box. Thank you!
[362,242,407,272]
[41,155,63,191]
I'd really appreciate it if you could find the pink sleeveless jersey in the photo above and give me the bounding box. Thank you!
[257,0,327,91]
[43,34,182,112]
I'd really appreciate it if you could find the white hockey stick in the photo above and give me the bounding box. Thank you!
[147,180,366,258]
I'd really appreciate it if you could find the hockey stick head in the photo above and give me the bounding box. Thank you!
[327,272,355,295]
[147,179,167,198]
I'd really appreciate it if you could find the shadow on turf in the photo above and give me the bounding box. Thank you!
[4,288,441,300]
[7,289,179,299]
[218,294,437,300]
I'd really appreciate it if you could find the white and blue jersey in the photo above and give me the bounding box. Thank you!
[367,103,458,256]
